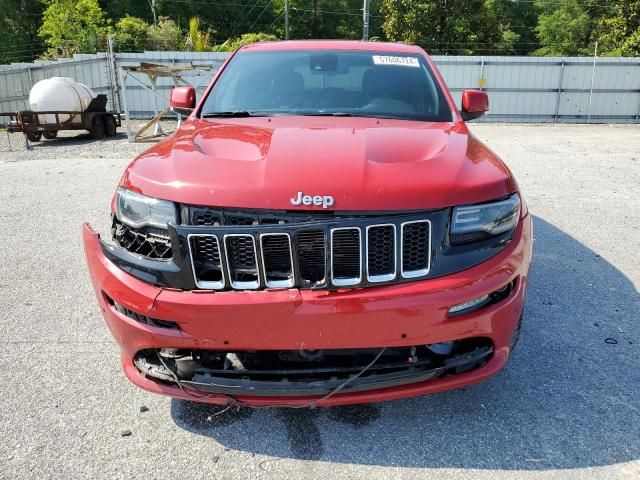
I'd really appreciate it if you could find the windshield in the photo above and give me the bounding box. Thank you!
[200,49,453,122]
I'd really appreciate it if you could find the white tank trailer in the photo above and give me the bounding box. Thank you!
[0,77,121,143]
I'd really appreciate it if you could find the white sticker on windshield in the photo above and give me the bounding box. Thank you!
[372,55,420,68]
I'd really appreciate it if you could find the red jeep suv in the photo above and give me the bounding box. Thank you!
[83,41,532,407]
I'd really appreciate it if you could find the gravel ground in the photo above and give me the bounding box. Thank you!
[0,123,639,480]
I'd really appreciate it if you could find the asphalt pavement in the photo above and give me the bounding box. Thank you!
[0,123,638,479]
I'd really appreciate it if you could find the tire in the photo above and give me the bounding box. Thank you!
[26,132,42,142]
[103,115,117,137]
[89,116,105,139]
[43,131,58,140]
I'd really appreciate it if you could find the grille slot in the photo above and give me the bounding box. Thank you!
[188,235,225,289]
[296,229,326,287]
[226,215,256,226]
[401,220,431,278]
[366,224,396,282]
[260,233,294,288]
[331,228,362,286]
[224,234,259,289]
[192,210,221,226]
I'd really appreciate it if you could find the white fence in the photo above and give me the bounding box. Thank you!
[1,51,639,123]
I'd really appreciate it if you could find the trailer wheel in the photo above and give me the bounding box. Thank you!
[43,131,58,140]
[103,115,117,137]
[89,116,105,139]
[26,132,42,142]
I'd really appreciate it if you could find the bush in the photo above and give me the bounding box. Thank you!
[214,32,278,52]
[113,16,148,52]
[146,17,183,51]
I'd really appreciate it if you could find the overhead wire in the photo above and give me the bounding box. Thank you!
[248,0,275,31]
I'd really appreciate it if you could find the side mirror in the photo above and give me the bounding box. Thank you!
[169,86,196,115]
[461,90,488,121]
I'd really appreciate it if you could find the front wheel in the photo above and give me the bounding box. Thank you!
[26,132,42,142]
[43,131,58,140]
[89,116,105,139]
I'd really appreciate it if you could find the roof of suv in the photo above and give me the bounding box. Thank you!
[240,40,425,54]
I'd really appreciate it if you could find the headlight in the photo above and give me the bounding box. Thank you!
[115,188,177,229]
[450,193,520,245]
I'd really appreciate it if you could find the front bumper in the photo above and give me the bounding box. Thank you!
[83,214,532,407]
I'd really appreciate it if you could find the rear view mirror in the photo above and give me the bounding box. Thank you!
[170,86,196,115]
[310,53,339,72]
[461,90,489,121]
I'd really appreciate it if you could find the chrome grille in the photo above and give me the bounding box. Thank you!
[187,218,431,291]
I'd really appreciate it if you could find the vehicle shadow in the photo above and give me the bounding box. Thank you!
[170,216,640,470]
[29,132,129,146]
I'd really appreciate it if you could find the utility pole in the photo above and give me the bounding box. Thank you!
[148,0,157,25]
[362,0,370,41]
[285,0,289,40]
[312,0,318,37]
[588,40,598,122]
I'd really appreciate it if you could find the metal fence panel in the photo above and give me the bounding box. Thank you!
[431,55,640,122]
[1,51,639,123]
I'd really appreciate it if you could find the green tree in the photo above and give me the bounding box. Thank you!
[0,0,45,63]
[113,16,149,52]
[146,17,183,50]
[597,0,640,56]
[380,0,504,54]
[534,0,614,56]
[101,0,155,25]
[483,0,540,54]
[39,0,109,58]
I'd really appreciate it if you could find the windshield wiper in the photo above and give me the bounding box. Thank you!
[315,113,424,121]
[300,112,357,117]
[201,111,266,118]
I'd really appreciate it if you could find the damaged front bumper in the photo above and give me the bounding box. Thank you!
[134,340,495,397]
[83,214,531,407]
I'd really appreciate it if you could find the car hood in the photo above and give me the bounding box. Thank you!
[122,116,516,211]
